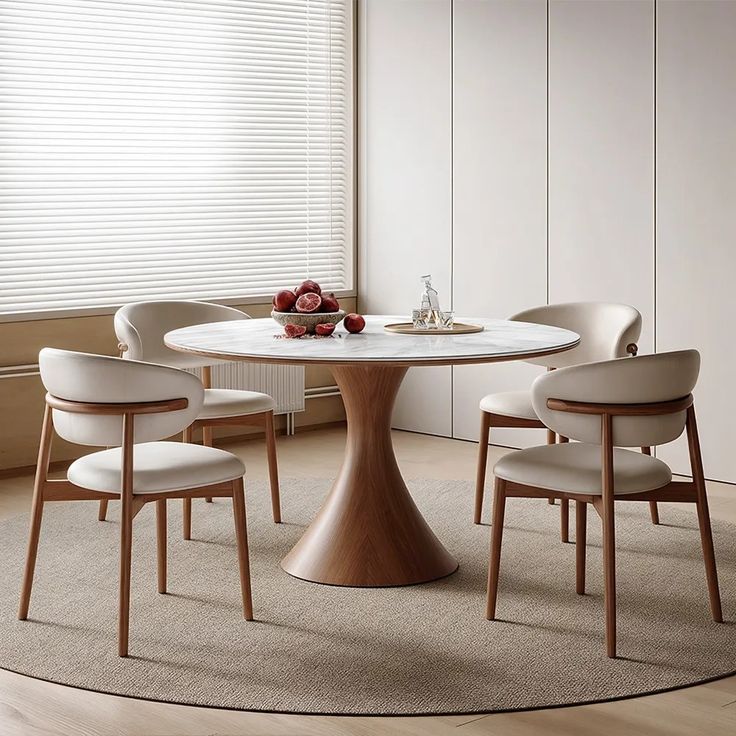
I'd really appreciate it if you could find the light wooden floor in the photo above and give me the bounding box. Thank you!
[1,426,734,736]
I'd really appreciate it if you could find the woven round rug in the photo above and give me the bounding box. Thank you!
[0,477,734,715]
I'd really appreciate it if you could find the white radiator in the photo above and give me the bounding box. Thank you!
[188,363,305,415]
[0,362,306,420]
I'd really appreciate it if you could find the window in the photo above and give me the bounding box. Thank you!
[0,0,353,319]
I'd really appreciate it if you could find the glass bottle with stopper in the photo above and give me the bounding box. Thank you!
[412,275,454,330]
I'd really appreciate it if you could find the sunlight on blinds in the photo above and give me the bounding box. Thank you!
[0,0,353,318]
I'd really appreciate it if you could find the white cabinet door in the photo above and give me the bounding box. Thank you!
[548,0,655,353]
[359,0,453,435]
[452,0,548,447]
[656,0,736,481]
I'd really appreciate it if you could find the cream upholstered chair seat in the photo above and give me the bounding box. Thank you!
[494,443,672,495]
[479,390,536,420]
[199,388,276,419]
[68,442,245,494]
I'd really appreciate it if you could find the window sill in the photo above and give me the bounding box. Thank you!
[0,290,358,324]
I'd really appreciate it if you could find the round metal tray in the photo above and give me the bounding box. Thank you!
[384,322,484,335]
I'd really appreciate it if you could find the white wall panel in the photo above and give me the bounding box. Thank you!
[452,0,548,447]
[358,0,736,483]
[548,0,655,353]
[656,0,736,481]
[359,0,453,435]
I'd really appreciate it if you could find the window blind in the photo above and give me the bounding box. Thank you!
[0,0,353,319]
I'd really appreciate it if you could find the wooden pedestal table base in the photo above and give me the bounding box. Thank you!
[164,315,580,586]
[281,365,459,586]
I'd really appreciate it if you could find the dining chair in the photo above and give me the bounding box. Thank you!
[97,300,281,539]
[485,350,722,658]
[474,302,659,541]
[19,348,253,657]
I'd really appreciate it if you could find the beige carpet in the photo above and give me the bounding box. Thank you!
[0,477,734,715]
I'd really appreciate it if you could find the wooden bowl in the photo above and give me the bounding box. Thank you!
[271,309,345,334]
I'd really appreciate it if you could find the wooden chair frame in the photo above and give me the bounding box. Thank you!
[474,346,660,539]
[98,362,281,538]
[19,393,253,658]
[485,394,723,658]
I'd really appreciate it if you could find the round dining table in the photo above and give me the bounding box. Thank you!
[165,315,579,588]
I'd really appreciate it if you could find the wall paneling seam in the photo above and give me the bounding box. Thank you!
[450,0,455,438]
[653,0,658,355]
[653,0,658,461]
[546,0,550,306]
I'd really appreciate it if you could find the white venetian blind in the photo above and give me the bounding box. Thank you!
[0,0,353,318]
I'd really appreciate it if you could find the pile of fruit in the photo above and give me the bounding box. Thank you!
[272,280,365,338]
[272,279,340,315]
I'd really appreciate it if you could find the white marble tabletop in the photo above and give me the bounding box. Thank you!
[164,315,579,367]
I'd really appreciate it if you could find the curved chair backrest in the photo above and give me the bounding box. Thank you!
[531,350,700,448]
[512,302,642,369]
[39,348,204,447]
[115,300,249,369]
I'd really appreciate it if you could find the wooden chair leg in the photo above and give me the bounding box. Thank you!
[118,416,135,658]
[474,412,491,524]
[558,436,570,539]
[183,498,192,541]
[98,499,109,521]
[156,499,167,594]
[19,404,53,621]
[694,490,722,622]
[264,411,282,523]
[119,493,133,657]
[485,478,507,620]
[686,408,723,622]
[641,447,660,524]
[200,367,214,504]
[602,503,617,656]
[647,501,659,525]
[602,415,617,658]
[182,426,193,540]
[203,425,214,503]
[575,500,587,595]
[231,477,253,620]
[547,430,556,504]
[560,498,570,543]
[18,493,45,620]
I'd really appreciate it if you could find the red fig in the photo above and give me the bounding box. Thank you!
[284,324,307,338]
[295,292,322,313]
[295,279,321,297]
[315,322,336,337]
[320,292,340,312]
[273,289,297,312]
[343,313,366,333]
